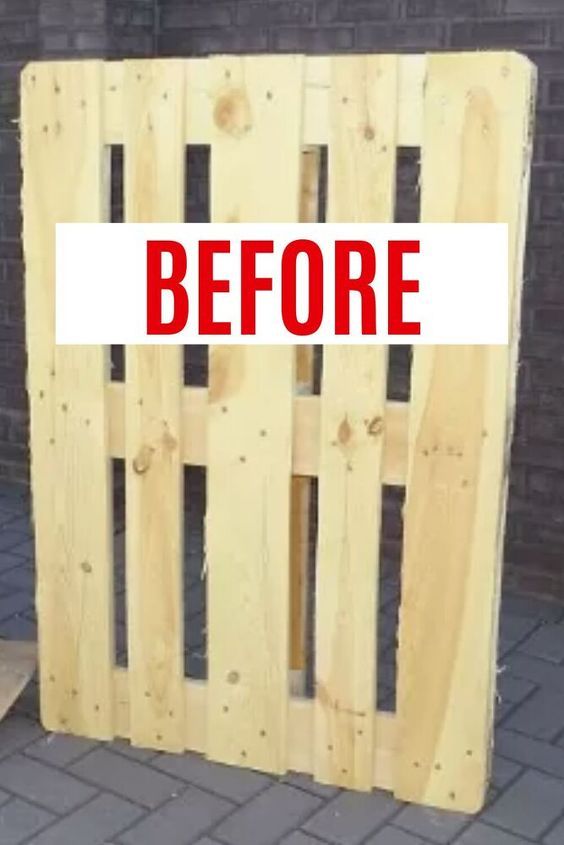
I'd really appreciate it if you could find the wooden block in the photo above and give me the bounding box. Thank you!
[395,52,536,812]
[103,55,426,148]
[124,60,185,751]
[290,148,320,687]
[206,55,303,774]
[314,55,397,791]
[108,384,409,485]
[21,61,115,739]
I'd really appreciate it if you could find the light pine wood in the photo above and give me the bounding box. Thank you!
[314,55,398,791]
[107,384,408,483]
[112,668,397,792]
[395,52,535,812]
[124,60,185,751]
[21,61,115,739]
[23,52,534,812]
[290,148,320,686]
[206,55,302,774]
[104,55,426,148]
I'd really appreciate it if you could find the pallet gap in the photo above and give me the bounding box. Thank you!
[113,457,127,668]
[184,465,207,681]
[377,484,404,712]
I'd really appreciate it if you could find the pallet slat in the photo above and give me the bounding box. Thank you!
[206,55,302,774]
[112,668,397,792]
[108,385,409,484]
[395,52,535,812]
[314,55,397,791]
[124,60,185,751]
[290,148,320,689]
[22,61,115,739]
[103,55,426,147]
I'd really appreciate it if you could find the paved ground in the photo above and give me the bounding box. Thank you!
[1,481,564,844]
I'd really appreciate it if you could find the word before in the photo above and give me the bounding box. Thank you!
[56,222,509,345]
[147,238,420,337]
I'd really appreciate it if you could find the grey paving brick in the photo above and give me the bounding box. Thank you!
[495,728,564,778]
[282,772,339,799]
[365,827,426,845]
[518,622,564,664]
[214,783,322,845]
[496,672,536,704]
[0,614,37,641]
[110,739,157,763]
[0,590,32,621]
[545,814,564,845]
[491,756,522,790]
[496,699,516,725]
[0,754,96,812]
[505,654,564,692]
[193,839,226,845]
[26,793,144,845]
[25,732,98,766]
[501,595,563,624]
[498,639,520,660]
[0,798,54,845]
[154,751,271,803]
[0,530,28,552]
[500,614,540,645]
[393,806,469,844]
[484,770,564,838]
[70,748,182,809]
[9,538,34,557]
[0,564,34,592]
[0,715,43,760]
[119,786,233,845]
[504,688,564,740]
[280,833,332,845]
[303,790,400,845]
[455,821,532,844]
[0,551,28,572]
[3,516,32,534]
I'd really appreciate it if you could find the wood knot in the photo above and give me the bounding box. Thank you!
[337,417,352,446]
[366,416,383,437]
[213,89,252,138]
[227,670,240,685]
[132,444,153,474]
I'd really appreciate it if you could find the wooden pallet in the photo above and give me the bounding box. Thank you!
[21,52,535,812]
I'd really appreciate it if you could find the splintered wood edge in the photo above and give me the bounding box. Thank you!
[112,668,395,791]
[107,382,408,485]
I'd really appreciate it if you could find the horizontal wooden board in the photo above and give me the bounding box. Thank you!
[103,54,425,147]
[112,668,396,792]
[107,384,408,484]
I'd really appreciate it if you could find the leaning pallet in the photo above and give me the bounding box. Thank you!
[20,52,535,813]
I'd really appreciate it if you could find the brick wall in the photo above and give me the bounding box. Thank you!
[1,0,564,600]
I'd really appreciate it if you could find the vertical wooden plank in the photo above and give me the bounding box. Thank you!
[206,55,303,774]
[290,148,320,691]
[395,52,535,812]
[313,56,398,790]
[22,61,114,739]
[124,60,185,751]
